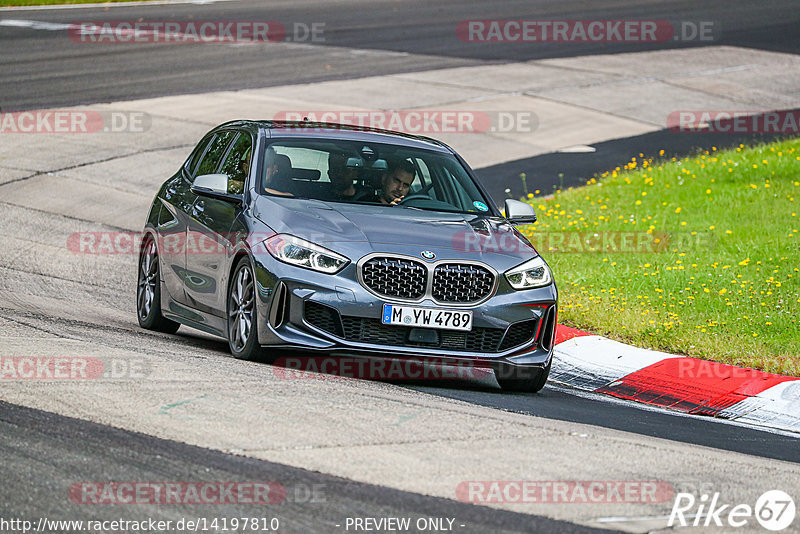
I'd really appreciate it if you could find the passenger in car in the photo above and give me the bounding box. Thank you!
[328,152,358,198]
[328,152,369,201]
[264,148,294,197]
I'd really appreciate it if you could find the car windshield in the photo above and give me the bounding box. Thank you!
[259,139,494,215]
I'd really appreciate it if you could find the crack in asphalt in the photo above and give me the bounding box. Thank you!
[0,143,193,188]
[0,199,133,231]
[0,263,123,292]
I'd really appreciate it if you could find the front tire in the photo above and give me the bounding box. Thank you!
[227,256,264,360]
[137,236,180,334]
[497,360,551,393]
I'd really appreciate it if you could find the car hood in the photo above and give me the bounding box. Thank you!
[254,196,538,267]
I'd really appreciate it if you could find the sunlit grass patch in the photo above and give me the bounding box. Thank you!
[521,139,800,375]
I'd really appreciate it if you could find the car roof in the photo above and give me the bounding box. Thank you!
[213,120,454,153]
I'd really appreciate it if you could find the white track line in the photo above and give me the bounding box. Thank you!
[0,0,234,12]
[0,19,70,30]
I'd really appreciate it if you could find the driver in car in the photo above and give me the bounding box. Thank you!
[377,159,415,206]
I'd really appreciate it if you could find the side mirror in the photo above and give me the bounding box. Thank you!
[193,174,228,193]
[504,199,537,225]
[191,174,243,205]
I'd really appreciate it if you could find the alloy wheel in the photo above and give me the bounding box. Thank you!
[137,239,158,320]
[228,264,255,352]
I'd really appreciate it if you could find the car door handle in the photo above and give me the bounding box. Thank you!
[194,201,205,214]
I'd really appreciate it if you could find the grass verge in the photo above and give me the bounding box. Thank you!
[519,138,800,375]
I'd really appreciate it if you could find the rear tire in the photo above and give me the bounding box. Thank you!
[497,360,551,393]
[227,256,264,361]
[137,236,181,334]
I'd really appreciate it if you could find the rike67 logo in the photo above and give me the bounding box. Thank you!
[669,490,795,531]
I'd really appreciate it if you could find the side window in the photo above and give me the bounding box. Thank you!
[194,130,236,179]
[184,134,213,179]
[219,133,253,194]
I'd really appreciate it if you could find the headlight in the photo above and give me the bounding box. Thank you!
[265,234,349,274]
[505,256,552,289]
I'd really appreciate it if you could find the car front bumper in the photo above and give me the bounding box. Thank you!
[254,256,557,371]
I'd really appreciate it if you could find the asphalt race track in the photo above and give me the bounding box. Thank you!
[0,401,605,534]
[1,1,800,533]
[2,0,800,111]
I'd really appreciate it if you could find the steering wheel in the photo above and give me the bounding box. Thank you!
[398,193,432,205]
[398,182,435,205]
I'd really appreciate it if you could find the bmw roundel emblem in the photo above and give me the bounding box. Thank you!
[421,250,436,260]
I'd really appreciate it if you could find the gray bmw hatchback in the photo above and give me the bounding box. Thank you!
[138,121,557,392]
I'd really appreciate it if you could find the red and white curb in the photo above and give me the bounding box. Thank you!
[551,325,800,434]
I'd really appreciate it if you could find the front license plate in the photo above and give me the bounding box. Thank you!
[381,304,472,332]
